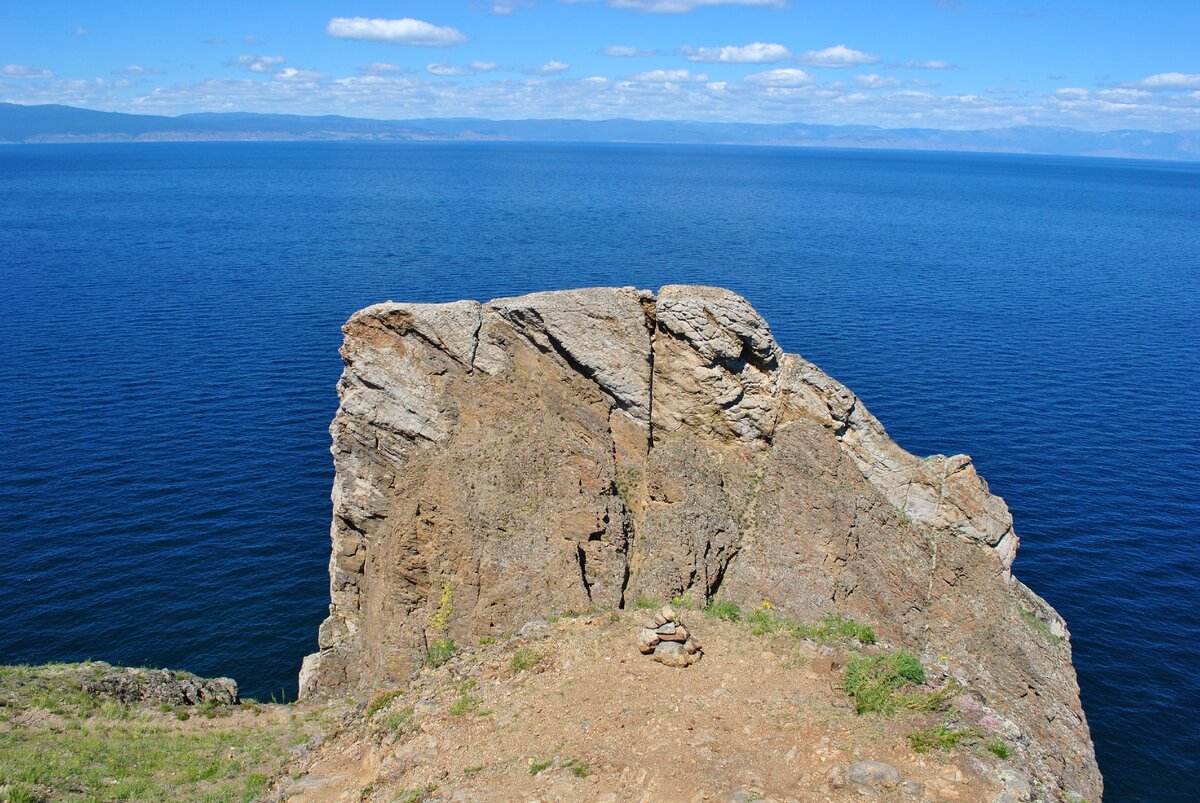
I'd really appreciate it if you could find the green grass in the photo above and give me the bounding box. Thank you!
[908,725,975,753]
[986,739,1013,759]
[528,758,553,776]
[805,615,877,645]
[448,694,482,717]
[738,607,876,645]
[0,719,290,801]
[478,636,498,647]
[908,726,1012,760]
[394,783,438,803]
[703,599,742,622]
[425,638,457,669]
[631,597,661,611]
[0,662,316,802]
[510,648,541,673]
[565,760,589,778]
[1020,609,1063,643]
[365,689,405,719]
[843,650,951,715]
[381,706,415,736]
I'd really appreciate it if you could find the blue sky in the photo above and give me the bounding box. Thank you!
[2,1,1198,130]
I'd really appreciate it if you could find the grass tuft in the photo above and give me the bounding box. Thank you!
[843,650,950,715]
[510,648,541,674]
[529,758,553,776]
[631,597,661,611]
[425,638,456,669]
[448,694,481,717]
[365,689,404,719]
[703,599,742,622]
[986,738,1013,759]
[395,783,438,803]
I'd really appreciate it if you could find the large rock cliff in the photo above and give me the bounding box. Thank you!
[300,286,1100,800]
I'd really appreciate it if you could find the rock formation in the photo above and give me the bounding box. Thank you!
[300,285,1100,800]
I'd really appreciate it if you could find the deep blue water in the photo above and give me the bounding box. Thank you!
[0,142,1197,800]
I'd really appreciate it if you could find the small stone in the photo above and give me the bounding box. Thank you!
[660,626,690,642]
[811,657,834,674]
[899,780,923,796]
[684,639,700,654]
[847,759,901,789]
[638,628,661,654]
[656,622,677,636]
[518,620,549,637]
[659,604,678,623]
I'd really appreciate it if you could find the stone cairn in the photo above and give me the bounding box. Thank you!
[637,605,703,667]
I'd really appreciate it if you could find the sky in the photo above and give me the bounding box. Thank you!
[2,0,1198,131]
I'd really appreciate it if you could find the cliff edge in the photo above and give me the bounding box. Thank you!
[299,286,1100,801]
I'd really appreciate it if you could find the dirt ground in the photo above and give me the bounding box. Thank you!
[275,610,1021,803]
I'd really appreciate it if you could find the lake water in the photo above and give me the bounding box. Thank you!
[1,142,1196,800]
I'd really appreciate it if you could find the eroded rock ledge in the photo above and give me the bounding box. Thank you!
[301,286,1099,800]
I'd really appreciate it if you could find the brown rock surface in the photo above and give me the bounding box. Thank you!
[300,285,1100,801]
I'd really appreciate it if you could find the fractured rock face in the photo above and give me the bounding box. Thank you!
[300,285,1100,801]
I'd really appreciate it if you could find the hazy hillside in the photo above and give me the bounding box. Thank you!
[2,103,1197,160]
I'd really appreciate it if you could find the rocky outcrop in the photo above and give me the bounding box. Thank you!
[79,662,238,706]
[301,285,1099,801]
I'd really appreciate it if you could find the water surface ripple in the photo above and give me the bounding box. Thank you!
[1,143,1197,801]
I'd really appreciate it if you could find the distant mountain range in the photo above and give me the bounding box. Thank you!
[2,102,1198,161]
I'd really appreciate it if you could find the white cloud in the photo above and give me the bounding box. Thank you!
[2,64,55,78]
[204,38,228,45]
[74,26,89,37]
[8,59,1200,134]
[528,60,571,75]
[685,42,790,64]
[232,55,286,74]
[326,17,467,47]
[114,65,163,76]
[855,73,901,89]
[603,45,657,57]
[1137,72,1200,90]
[278,68,323,81]
[428,63,473,77]
[243,35,262,45]
[424,61,496,78]
[607,0,786,10]
[629,69,709,82]
[744,67,812,86]
[902,60,954,70]
[797,45,879,68]
[358,62,405,75]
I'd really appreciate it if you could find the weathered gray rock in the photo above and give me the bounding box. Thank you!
[301,285,1101,801]
[79,662,238,706]
[847,759,901,789]
[651,640,697,668]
